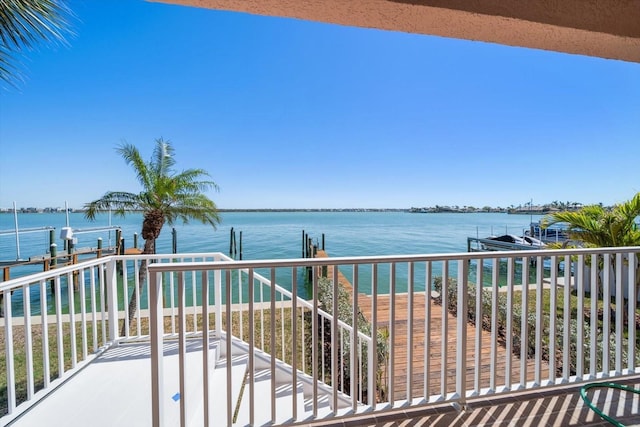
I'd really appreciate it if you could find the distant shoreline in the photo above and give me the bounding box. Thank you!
[0,208,516,214]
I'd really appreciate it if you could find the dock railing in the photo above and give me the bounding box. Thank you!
[1,246,639,426]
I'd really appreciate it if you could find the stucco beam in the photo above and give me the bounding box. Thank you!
[151,0,640,63]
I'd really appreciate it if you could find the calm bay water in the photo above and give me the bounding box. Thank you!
[1,210,543,264]
[1,211,545,315]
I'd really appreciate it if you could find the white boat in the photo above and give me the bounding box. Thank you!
[480,234,546,251]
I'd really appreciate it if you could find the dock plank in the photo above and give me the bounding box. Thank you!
[315,252,549,401]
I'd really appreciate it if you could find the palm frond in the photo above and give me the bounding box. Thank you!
[84,191,141,220]
[1,0,74,85]
[116,142,153,190]
[541,193,640,247]
[152,137,176,177]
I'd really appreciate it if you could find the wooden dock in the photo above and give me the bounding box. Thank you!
[317,251,549,400]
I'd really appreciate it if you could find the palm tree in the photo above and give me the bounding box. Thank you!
[542,192,640,248]
[1,0,73,85]
[542,193,640,324]
[85,138,221,334]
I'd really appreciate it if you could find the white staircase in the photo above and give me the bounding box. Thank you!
[173,335,352,427]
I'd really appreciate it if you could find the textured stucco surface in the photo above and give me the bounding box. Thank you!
[153,0,640,63]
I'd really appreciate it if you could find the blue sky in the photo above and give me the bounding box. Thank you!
[1,0,639,210]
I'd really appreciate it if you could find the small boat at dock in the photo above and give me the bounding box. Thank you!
[467,233,546,252]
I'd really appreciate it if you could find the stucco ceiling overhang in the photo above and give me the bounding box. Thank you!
[151,0,640,63]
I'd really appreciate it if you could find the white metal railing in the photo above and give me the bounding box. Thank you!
[148,257,373,427]
[148,246,640,426]
[2,246,639,426]
[0,251,226,423]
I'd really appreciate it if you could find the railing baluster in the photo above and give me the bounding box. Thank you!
[590,254,598,378]
[260,275,264,349]
[79,267,88,360]
[562,255,571,382]
[4,289,16,414]
[23,282,34,399]
[169,270,176,335]
[548,256,557,384]
[150,268,164,427]
[100,262,107,345]
[270,268,277,424]
[54,275,64,378]
[490,258,499,392]
[40,279,51,388]
[351,264,359,410]
[576,254,585,380]
[628,252,637,371]
[535,256,543,385]
[291,267,298,421]
[201,270,210,427]
[122,259,129,338]
[520,257,529,388]
[192,267,197,333]
[215,269,222,338]
[456,259,468,404]
[238,269,243,341]
[178,271,187,427]
[322,312,325,386]
[331,264,339,413]
[225,270,233,427]
[68,271,77,368]
[281,290,285,361]
[602,254,611,376]
[248,268,255,426]
[312,267,319,417]
[369,263,378,406]
[505,257,514,389]
[615,253,623,374]
[389,262,396,404]
[474,258,482,394]
[106,259,118,343]
[134,260,141,337]
[424,261,431,400]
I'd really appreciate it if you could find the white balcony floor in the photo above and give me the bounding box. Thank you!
[7,336,640,427]
[303,375,640,427]
[7,340,211,427]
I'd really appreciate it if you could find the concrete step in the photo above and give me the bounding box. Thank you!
[163,339,221,427]
[188,353,249,427]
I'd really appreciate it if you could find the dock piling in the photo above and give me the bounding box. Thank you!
[49,229,55,253]
[172,228,177,254]
[49,243,57,293]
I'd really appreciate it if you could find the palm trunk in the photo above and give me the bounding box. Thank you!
[120,238,156,336]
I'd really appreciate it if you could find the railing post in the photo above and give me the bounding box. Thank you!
[149,268,165,427]
[214,269,222,337]
[456,259,468,405]
[105,257,119,343]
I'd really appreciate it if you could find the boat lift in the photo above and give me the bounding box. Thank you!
[1,202,121,265]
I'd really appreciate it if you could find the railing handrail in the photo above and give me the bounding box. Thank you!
[5,245,637,291]
[146,245,640,275]
[0,251,229,291]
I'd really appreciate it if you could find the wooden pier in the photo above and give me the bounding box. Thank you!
[315,250,549,400]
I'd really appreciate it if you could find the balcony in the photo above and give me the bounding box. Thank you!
[1,247,639,426]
